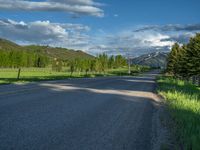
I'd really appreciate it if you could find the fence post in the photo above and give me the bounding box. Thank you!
[17,68,21,80]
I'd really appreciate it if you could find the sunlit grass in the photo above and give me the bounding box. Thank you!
[157,77,200,149]
[0,66,149,84]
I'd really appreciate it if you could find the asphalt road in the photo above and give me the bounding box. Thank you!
[0,70,162,150]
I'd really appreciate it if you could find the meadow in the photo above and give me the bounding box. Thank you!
[157,77,200,149]
[0,65,149,84]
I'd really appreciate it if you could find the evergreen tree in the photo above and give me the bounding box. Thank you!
[185,33,200,76]
[174,45,189,78]
[166,33,200,78]
[166,43,180,75]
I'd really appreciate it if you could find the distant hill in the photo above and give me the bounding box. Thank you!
[131,52,168,68]
[25,45,94,60]
[0,38,22,51]
[0,38,94,60]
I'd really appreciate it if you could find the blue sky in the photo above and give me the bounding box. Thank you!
[0,0,200,56]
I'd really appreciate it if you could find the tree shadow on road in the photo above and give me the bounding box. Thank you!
[0,75,163,150]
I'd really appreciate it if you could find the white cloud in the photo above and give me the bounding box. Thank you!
[88,28,196,56]
[48,0,102,6]
[0,19,198,56]
[0,0,104,17]
[0,19,90,49]
[142,33,174,47]
[134,24,200,32]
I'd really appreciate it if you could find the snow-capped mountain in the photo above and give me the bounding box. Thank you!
[131,52,168,68]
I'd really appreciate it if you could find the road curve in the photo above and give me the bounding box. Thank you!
[0,70,162,150]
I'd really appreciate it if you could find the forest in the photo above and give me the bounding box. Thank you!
[166,33,200,77]
[159,33,200,149]
[0,50,49,68]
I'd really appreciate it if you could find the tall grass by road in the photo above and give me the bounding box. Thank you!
[157,77,200,149]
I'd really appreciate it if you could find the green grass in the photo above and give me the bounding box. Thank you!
[0,67,93,84]
[0,66,148,84]
[157,76,200,149]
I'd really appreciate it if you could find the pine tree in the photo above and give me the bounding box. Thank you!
[166,43,180,75]
[185,33,200,76]
[176,45,188,78]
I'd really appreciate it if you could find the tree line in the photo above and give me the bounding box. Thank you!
[166,33,200,78]
[68,54,127,75]
[0,48,127,74]
[0,50,49,68]
[0,45,127,74]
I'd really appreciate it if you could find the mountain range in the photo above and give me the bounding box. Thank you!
[131,52,168,68]
[0,38,169,67]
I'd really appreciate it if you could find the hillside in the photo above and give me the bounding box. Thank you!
[131,52,168,68]
[0,38,94,60]
[0,38,22,51]
[25,45,94,60]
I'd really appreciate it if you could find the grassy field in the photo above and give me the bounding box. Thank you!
[157,76,200,149]
[0,66,148,84]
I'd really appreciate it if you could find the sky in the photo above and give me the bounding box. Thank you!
[0,0,200,56]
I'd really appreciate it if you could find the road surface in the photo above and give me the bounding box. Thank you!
[0,70,163,150]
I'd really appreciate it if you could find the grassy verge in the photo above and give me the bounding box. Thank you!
[157,76,200,149]
[0,66,150,84]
